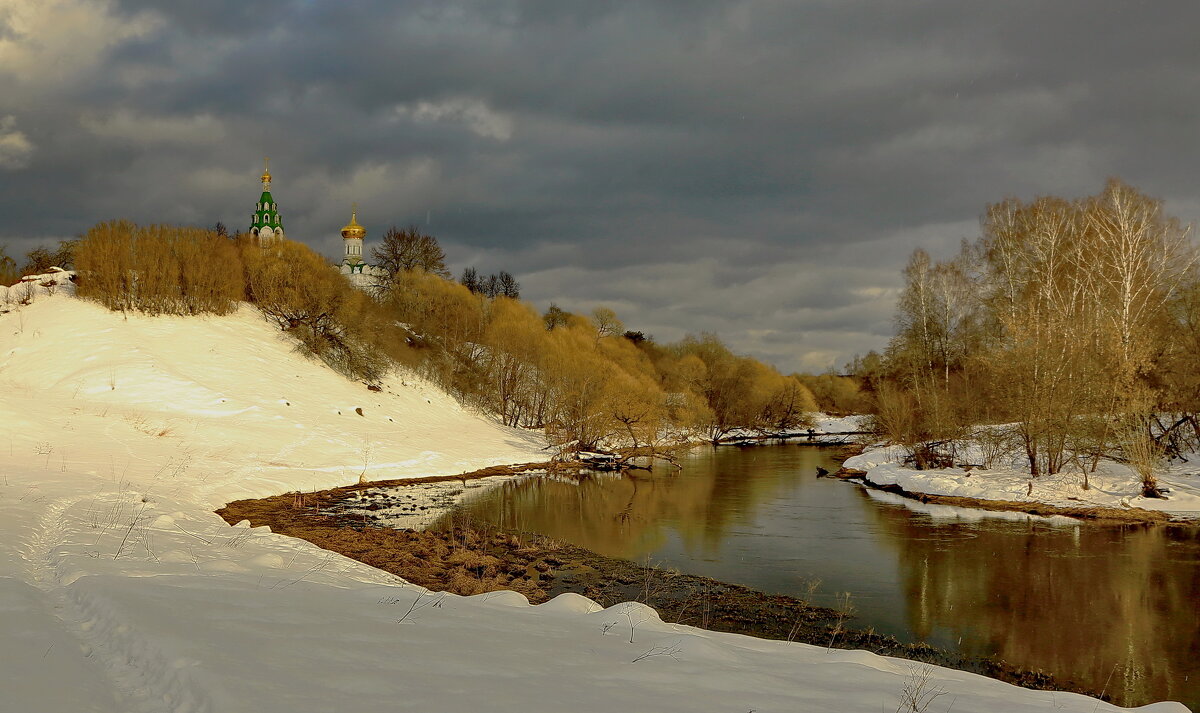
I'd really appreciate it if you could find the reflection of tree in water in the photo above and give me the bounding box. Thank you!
[866,501,1200,708]
[442,445,825,561]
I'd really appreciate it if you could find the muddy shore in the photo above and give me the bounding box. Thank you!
[218,453,1106,700]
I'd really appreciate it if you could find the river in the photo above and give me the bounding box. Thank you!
[430,443,1200,709]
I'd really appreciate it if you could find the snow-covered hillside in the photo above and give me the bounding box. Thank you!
[1,290,1189,712]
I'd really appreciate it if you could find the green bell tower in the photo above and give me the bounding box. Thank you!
[249,157,284,245]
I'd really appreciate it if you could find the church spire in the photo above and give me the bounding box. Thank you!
[250,159,283,245]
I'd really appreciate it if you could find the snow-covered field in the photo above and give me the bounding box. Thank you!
[845,444,1200,520]
[1,285,1189,712]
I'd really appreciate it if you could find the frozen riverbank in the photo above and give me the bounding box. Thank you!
[842,445,1200,524]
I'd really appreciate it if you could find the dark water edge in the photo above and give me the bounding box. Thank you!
[535,532,1107,698]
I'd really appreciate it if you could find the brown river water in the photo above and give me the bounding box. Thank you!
[429,444,1200,709]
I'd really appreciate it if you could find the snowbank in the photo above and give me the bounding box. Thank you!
[844,446,1200,521]
[0,267,75,312]
[812,413,868,434]
[718,413,868,445]
[0,293,1189,712]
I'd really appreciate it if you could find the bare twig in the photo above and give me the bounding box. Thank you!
[631,643,682,663]
[896,664,948,713]
[396,591,448,624]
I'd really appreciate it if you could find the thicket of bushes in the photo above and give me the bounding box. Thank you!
[383,268,817,448]
[70,221,816,452]
[77,221,242,315]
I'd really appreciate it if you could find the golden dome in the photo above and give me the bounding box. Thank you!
[341,207,366,240]
[260,157,272,185]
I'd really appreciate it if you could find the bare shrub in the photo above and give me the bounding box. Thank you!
[130,224,183,314]
[973,424,1020,469]
[869,383,955,469]
[0,244,21,286]
[895,664,948,713]
[75,220,136,311]
[1124,418,1166,498]
[175,228,242,314]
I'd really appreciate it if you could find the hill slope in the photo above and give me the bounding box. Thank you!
[0,290,1187,712]
[1,293,546,506]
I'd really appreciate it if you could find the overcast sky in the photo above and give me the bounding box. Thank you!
[2,1,1198,372]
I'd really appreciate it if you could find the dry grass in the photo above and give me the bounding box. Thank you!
[216,490,557,602]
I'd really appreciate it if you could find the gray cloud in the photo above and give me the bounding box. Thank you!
[2,0,1198,372]
[0,115,34,169]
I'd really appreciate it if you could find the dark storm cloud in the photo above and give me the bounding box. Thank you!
[2,0,1198,371]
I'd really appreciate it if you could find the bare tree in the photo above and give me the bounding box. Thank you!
[1083,179,1194,402]
[460,266,481,293]
[592,306,624,340]
[372,226,450,282]
[18,240,75,276]
[22,247,55,275]
[497,270,520,298]
[543,303,568,330]
[882,180,1196,479]
[981,195,1096,475]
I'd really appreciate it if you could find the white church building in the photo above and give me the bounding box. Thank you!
[335,206,387,292]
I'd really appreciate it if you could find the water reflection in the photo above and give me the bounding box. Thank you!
[433,444,1199,709]
[449,475,746,558]
[868,503,1200,707]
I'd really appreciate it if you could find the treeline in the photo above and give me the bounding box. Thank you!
[869,179,1198,495]
[794,372,871,416]
[0,239,78,286]
[377,271,817,449]
[366,226,522,298]
[459,267,519,299]
[69,220,816,452]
